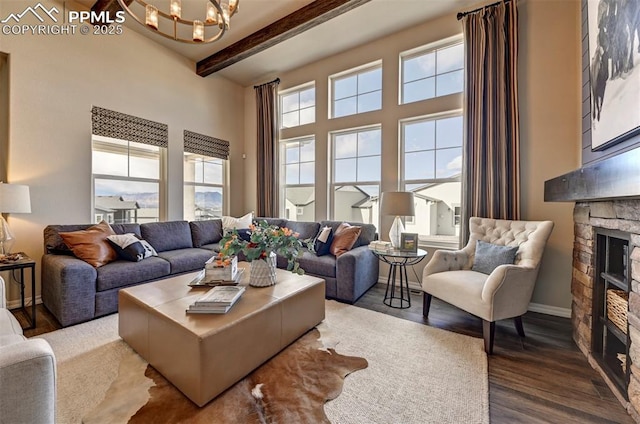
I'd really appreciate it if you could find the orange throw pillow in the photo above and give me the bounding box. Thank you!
[329,223,362,257]
[59,221,118,267]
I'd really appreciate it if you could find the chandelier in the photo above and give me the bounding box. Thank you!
[117,0,239,44]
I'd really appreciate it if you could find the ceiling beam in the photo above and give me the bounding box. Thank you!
[196,0,371,78]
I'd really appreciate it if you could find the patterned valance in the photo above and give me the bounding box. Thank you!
[183,130,230,160]
[91,106,168,148]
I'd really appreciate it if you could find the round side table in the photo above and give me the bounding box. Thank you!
[372,248,428,309]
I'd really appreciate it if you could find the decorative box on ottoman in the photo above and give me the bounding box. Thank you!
[205,255,238,281]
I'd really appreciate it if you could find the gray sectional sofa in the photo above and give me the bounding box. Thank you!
[42,218,378,327]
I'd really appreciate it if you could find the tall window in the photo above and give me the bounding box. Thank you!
[331,63,382,118]
[281,137,315,221]
[280,83,315,129]
[401,114,463,246]
[401,41,464,104]
[184,154,225,221]
[92,135,163,224]
[331,127,381,228]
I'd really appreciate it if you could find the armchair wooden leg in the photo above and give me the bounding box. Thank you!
[483,320,495,354]
[422,293,432,318]
[514,316,525,338]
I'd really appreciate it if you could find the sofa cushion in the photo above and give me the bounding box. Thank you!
[141,221,193,253]
[320,220,376,248]
[0,334,27,347]
[472,240,518,275]
[296,251,336,278]
[201,242,222,253]
[96,257,171,292]
[59,221,118,267]
[329,223,361,257]
[158,248,216,274]
[0,308,23,336]
[189,219,223,248]
[254,217,287,228]
[285,221,320,242]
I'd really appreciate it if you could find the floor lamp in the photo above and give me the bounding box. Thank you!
[0,183,31,255]
[380,191,415,248]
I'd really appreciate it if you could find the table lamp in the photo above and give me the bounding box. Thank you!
[380,191,415,248]
[0,183,31,254]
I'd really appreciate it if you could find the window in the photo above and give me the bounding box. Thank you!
[401,41,464,104]
[331,127,381,229]
[401,114,463,247]
[280,84,315,129]
[281,137,315,221]
[184,154,225,221]
[92,135,163,224]
[331,63,382,118]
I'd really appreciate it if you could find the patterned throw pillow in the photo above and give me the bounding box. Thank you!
[107,233,158,262]
[312,226,333,257]
[472,240,518,275]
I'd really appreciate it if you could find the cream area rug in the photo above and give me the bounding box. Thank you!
[37,301,489,424]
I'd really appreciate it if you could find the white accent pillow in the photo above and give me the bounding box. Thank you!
[222,212,253,231]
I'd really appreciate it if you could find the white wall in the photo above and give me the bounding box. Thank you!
[0,0,245,302]
[243,1,581,312]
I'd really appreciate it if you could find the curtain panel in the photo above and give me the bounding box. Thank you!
[460,0,520,243]
[254,78,280,218]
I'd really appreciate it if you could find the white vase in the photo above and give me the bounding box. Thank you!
[249,252,277,287]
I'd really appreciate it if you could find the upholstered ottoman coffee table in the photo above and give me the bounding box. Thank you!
[118,262,325,407]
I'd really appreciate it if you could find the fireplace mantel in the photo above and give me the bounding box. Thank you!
[544,148,640,202]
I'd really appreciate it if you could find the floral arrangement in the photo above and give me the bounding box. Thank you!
[219,220,305,275]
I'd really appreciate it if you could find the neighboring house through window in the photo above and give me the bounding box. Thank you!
[281,136,315,221]
[184,154,225,221]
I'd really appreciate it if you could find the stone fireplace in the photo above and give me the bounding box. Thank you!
[572,200,640,420]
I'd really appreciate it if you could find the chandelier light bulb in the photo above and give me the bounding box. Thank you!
[145,4,159,30]
[206,1,218,24]
[170,0,182,19]
[193,20,205,42]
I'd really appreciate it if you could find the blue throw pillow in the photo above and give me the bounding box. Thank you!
[312,226,333,257]
[236,228,252,242]
[472,240,518,275]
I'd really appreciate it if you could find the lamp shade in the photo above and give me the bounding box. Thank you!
[380,191,415,217]
[0,183,31,214]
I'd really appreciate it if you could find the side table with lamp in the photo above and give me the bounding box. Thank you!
[0,183,35,329]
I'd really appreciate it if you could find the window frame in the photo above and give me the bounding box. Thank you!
[329,61,383,119]
[329,125,382,229]
[279,82,316,129]
[399,36,464,105]
[91,134,167,224]
[183,153,227,221]
[279,135,316,221]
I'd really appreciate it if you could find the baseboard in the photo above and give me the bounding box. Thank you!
[6,295,41,310]
[527,302,571,318]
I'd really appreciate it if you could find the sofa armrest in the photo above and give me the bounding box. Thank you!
[41,254,97,327]
[336,246,379,302]
[0,276,6,309]
[0,339,56,424]
[423,249,469,277]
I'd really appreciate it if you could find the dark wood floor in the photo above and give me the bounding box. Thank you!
[12,283,633,423]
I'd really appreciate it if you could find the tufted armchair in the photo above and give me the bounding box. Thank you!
[422,217,554,354]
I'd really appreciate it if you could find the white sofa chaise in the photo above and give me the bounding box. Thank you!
[0,276,56,424]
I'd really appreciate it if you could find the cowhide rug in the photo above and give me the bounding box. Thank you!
[83,327,367,424]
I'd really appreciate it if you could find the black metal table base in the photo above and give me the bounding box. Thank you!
[384,263,412,308]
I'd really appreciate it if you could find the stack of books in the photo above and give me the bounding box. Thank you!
[187,285,246,314]
[369,240,392,252]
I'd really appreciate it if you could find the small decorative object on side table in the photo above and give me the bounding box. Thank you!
[0,252,36,329]
[371,248,427,309]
